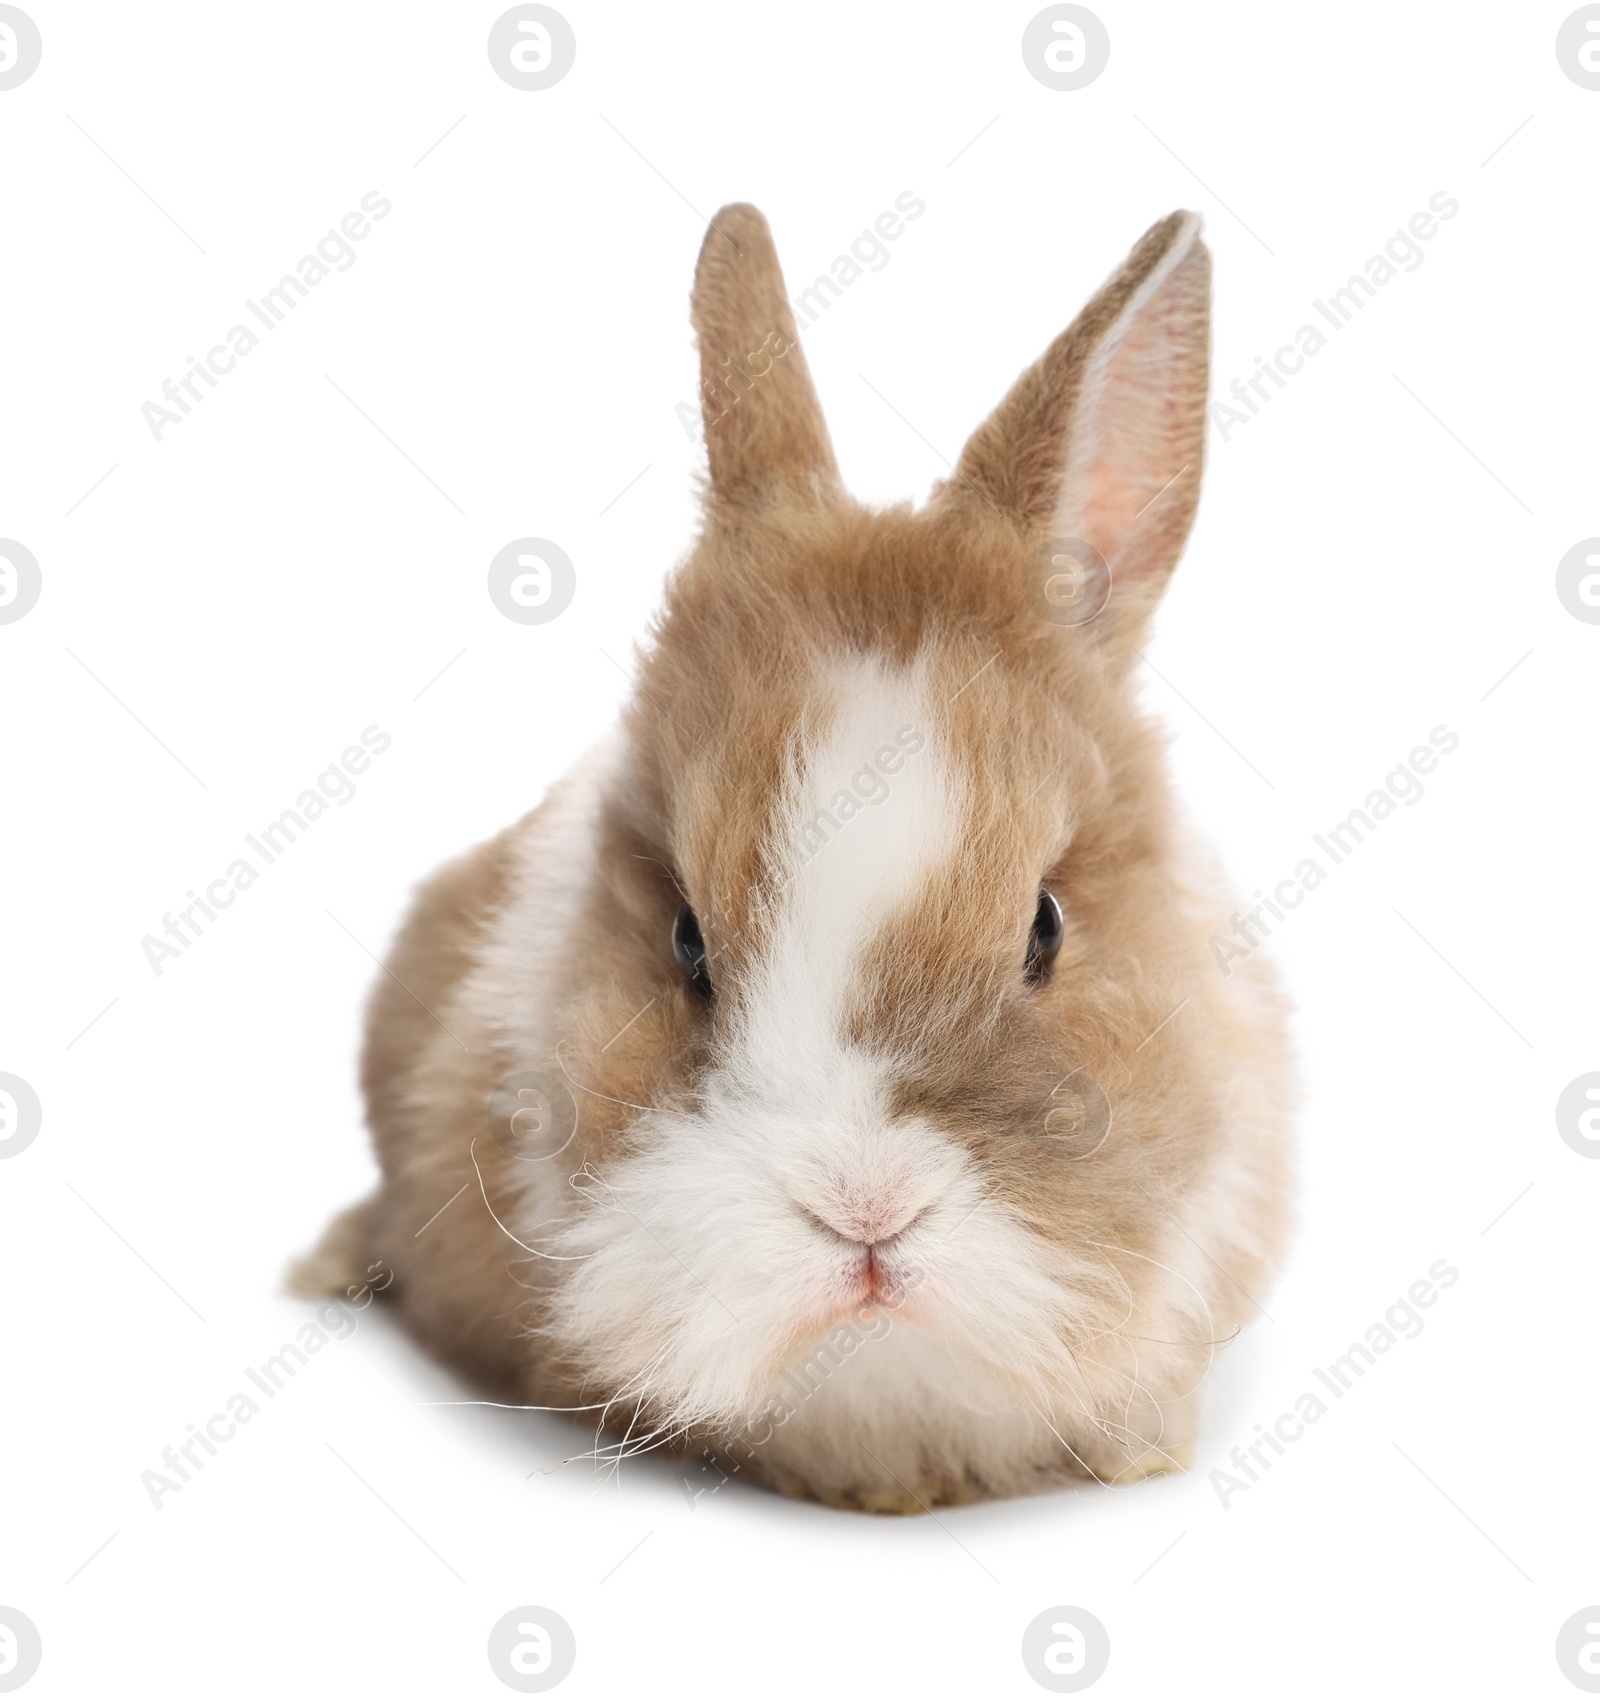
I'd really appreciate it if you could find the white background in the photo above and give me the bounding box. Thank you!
[2,3,1597,1694]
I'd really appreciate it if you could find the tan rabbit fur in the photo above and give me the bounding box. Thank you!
[296,203,1294,1513]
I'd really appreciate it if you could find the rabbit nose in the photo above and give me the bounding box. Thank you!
[800,1195,927,1247]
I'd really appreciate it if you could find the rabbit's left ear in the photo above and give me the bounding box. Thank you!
[946,211,1211,649]
[692,204,840,510]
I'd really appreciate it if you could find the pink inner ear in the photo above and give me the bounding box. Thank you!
[1056,234,1209,598]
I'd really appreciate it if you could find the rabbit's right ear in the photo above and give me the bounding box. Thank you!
[692,204,840,509]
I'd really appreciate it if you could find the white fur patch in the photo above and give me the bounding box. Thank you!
[469,728,622,1055]
[732,654,961,1151]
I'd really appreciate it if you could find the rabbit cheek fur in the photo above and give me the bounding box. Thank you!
[298,204,1294,1514]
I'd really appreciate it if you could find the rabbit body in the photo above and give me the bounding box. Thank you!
[298,205,1294,1512]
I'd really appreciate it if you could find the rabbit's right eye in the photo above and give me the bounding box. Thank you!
[672,904,713,1000]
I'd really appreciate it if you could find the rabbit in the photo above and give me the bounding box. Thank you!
[293,203,1294,1513]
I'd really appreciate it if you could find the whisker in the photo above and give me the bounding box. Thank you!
[469,1137,592,1260]
[1087,1238,1220,1394]
[554,1038,657,1115]
[418,1396,618,1413]
[1031,1398,1110,1489]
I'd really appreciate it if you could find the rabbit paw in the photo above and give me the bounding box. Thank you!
[1092,1442,1193,1486]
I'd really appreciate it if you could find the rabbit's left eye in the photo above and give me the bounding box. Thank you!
[672,904,713,999]
[1025,888,1063,983]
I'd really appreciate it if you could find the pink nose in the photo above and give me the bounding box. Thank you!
[802,1196,925,1246]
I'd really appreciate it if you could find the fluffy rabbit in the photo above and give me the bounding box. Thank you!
[295,204,1294,1512]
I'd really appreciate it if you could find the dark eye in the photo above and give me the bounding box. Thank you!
[1025,888,1063,983]
[672,904,713,999]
